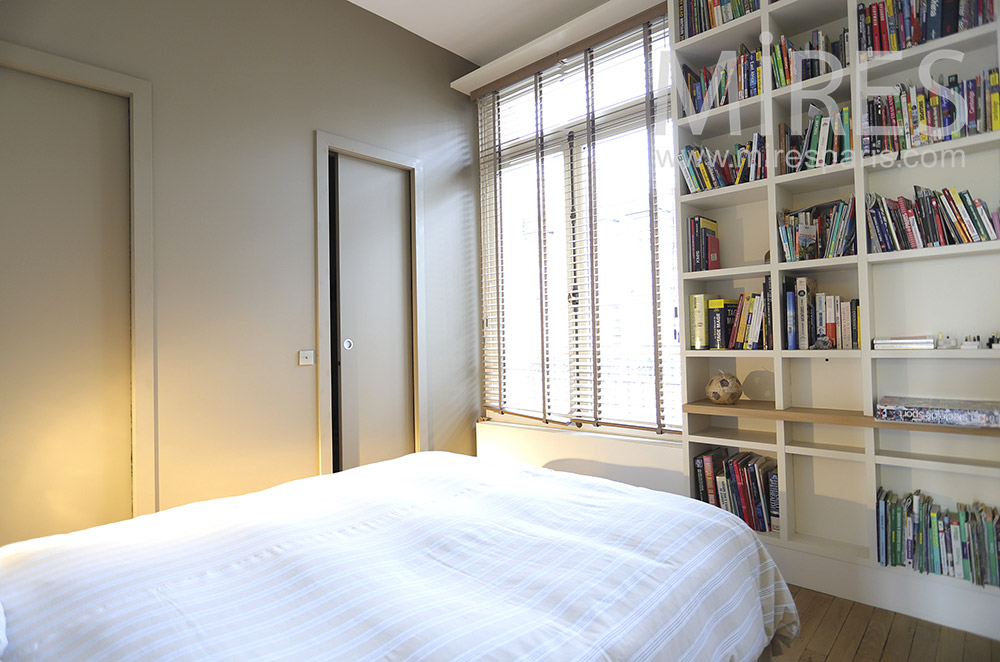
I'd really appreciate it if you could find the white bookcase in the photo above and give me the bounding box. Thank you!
[670,0,1000,638]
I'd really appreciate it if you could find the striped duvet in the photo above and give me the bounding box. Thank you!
[0,451,798,661]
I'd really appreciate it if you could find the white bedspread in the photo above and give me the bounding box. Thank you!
[0,451,798,661]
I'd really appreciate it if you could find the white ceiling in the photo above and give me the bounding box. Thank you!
[345,0,613,66]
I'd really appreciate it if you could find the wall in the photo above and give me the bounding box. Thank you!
[0,0,480,509]
[476,420,686,495]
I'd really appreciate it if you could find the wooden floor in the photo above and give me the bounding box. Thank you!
[776,585,1000,662]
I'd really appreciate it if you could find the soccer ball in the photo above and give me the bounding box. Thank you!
[706,372,743,405]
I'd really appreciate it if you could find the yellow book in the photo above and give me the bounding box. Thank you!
[886,0,899,51]
[916,91,928,144]
[990,69,1000,132]
[735,296,754,348]
[690,293,711,350]
[694,148,714,190]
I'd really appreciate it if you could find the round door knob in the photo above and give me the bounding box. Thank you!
[343,338,354,351]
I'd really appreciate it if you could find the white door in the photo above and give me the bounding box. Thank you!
[334,154,415,470]
[0,66,132,546]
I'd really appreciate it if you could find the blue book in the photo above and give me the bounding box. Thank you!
[767,469,780,533]
[928,0,943,39]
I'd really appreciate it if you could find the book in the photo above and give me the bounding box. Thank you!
[876,395,1000,428]
[795,276,817,349]
[708,298,739,350]
[690,294,712,350]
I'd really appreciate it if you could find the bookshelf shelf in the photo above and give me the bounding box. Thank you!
[871,349,1000,359]
[875,451,1000,478]
[862,22,1000,78]
[675,10,763,59]
[690,428,778,451]
[679,178,769,208]
[683,263,770,280]
[676,96,762,134]
[785,441,867,461]
[773,160,855,192]
[862,131,1000,172]
[776,254,858,273]
[683,349,776,358]
[866,237,1000,263]
[779,348,862,358]
[674,0,1000,630]
[767,0,850,33]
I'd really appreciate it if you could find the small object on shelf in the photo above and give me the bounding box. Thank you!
[810,336,834,350]
[937,333,958,349]
[706,372,743,405]
[876,395,1000,428]
[872,334,935,349]
[960,335,985,349]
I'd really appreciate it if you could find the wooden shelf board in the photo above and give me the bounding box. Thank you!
[875,451,1000,478]
[684,399,871,425]
[684,400,1000,436]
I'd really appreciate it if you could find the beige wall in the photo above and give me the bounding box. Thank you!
[0,0,480,510]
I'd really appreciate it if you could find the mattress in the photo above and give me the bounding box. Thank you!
[0,451,798,661]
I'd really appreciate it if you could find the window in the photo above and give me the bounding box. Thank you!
[478,17,680,434]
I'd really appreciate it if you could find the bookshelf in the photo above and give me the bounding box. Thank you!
[672,0,1000,637]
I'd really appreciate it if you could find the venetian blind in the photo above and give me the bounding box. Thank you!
[479,17,681,433]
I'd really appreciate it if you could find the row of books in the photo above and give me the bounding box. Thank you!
[677,135,767,194]
[688,215,720,271]
[694,448,778,533]
[784,276,860,350]
[776,106,853,175]
[679,0,760,41]
[875,395,1000,427]
[863,72,1000,156]
[778,198,857,262]
[771,30,850,90]
[689,279,774,350]
[876,488,1000,587]
[857,0,996,58]
[680,44,763,117]
[864,185,999,253]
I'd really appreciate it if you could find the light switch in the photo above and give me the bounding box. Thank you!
[298,349,315,366]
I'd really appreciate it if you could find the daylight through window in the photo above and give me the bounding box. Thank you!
[478,16,681,433]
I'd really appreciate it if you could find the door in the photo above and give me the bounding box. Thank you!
[0,66,132,545]
[332,153,415,470]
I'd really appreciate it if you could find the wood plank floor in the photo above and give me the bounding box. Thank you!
[776,585,1000,662]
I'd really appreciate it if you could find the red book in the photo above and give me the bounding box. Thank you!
[706,235,721,270]
[879,2,891,53]
[703,449,721,507]
[729,453,755,526]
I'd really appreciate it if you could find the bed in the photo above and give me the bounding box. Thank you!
[0,451,798,661]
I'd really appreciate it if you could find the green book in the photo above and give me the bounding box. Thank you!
[958,504,971,580]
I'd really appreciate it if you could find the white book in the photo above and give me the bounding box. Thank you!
[816,116,832,166]
[816,293,826,338]
[950,517,963,579]
[840,299,851,350]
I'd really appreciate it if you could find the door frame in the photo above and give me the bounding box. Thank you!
[0,41,156,515]
[314,131,430,474]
